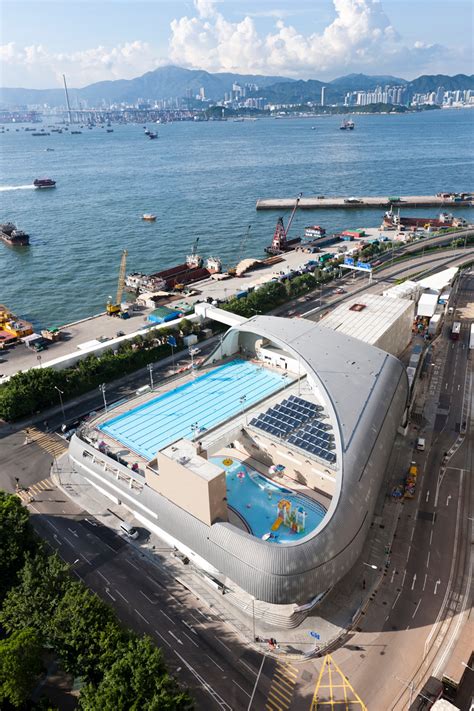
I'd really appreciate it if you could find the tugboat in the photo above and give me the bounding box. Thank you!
[33,178,56,189]
[0,223,30,246]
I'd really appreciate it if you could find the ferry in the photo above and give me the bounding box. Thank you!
[33,178,56,189]
[0,223,30,246]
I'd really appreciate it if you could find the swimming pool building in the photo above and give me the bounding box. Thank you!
[69,313,408,614]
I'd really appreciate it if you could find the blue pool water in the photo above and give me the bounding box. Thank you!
[211,456,327,543]
[98,359,288,459]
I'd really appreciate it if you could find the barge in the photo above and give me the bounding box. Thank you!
[382,210,468,231]
[0,223,30,246]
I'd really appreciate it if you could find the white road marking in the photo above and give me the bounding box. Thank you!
[115,589,129,604]
[135,609,149,624]
[401,570,407,587]
[168,630,183,646]
[174,650,232,711]
[238,658,258,677]
[80,553,91,565]
[446,495,451,506]
[406,545,412,562]
[63,536,73,546]
[206,654,224,672]
[140,589,156,604]
[410,527,415,543]
[434,579,441,595]
[46,520,59,533]
[426,551,431,568]
[423,574,427,591]
[429,530,433,546]
[189,612,201,624]
[160,609,175,624]
[411,574,417,590]
[232,679,251,698]
[97,570,110,585]
[182,619,198,635]
[390,570,396,584]
[182,630,199,648]
[216,637,232,652]
[105,587,116,602]
[53,534,63,546]
[392,591,402,609]
[67,527,79,538]
[126,558,140,571]
[412,599,421,619]
[154,629,171,647]
[426,490,430,503]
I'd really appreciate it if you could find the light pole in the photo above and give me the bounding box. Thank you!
[37,354,42,368]
[54,386,66,423]
[147,363,154,389]
[99,383,107,413]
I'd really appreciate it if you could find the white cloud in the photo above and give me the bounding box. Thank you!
[0,40,164,88]
[168,0,458,78]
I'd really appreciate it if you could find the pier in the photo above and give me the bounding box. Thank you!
[256,194,474,210]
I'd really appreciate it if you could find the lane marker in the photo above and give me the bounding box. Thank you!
[390,569,396,584]
[423,574,427,591]
[53,534,63,546]
[411,574,417,591]
[392,591,402,609]
[97,570,111,585]
[182,630,199,648]
[125,558,140,571]
[135,609,149,624]
[426,490,430,502]
[63,535,73,546]
[105,587,116,602]
[434,579,441,595]
[232,679,251,699]
[401,570,407,587]
[412,599,421,619]
[216,638,232,652]
[429,530,433,546]
[67,527,79,538]
[160,609,175,624]
[115,589,129,604]
[206,654,224,672]
[80,553,91,565]
[154,629,171,648]
[168,630,183,646]
[426,551,431,568]
[173,649,232,711]
[140,589,157,604]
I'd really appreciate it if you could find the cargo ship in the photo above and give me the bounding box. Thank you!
[34,178,56,189]
[0,223,30,246]
[382,209,467,230]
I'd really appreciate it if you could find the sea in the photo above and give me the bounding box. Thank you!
[0,109,473,329]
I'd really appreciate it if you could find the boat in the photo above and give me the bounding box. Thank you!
[304,225,326,240]
[33,178,56,189]
[45,148,55,152]
[142,214,157,221]
[206,257,222,274]
[106,129,114,133]
[382,209,465,231]
[32,132,50,137]
[148,132,158,139]
[125,239,211,293]
[339,119,355,130]
[0,223,30,246]
[71,131,82,135]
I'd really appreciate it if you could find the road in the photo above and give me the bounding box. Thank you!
[0,259,472,710]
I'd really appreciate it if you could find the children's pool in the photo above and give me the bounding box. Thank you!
[211,456,327,543]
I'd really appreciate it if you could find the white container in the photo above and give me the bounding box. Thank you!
[183,334,198,346]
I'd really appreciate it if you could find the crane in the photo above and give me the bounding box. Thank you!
[266,193,302,254]
[106,249,128,315]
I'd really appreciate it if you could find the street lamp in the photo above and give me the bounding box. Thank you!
[54,386,66,424]
[99,383,108,413]
[37,354,42,368]
[147,363,154,389]
[363,562,378,570]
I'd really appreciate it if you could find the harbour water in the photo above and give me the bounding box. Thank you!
[0,109,473,328]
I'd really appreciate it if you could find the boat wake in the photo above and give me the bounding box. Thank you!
[0,185,35,192]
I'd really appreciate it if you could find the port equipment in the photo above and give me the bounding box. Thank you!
[266,193,302,254]
[106,249,128,315]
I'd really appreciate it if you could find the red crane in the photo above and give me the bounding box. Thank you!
[266,193,302,255]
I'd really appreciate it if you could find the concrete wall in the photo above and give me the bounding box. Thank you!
[375,300,415,356]
[146,451,228,526]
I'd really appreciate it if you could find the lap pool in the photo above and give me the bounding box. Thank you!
[98,359,289,460]
[211,456,327,543]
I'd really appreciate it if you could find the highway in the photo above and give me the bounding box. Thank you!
[0,254,472,710]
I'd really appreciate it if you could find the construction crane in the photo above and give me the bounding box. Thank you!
[106,249,128,315]
[265,193,302,255]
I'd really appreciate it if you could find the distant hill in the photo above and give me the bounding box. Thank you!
[0,65,294,108]
[1,66,473,108]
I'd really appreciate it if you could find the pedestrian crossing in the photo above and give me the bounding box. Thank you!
[23,427,68,458]
[16,476,54,503]
[266,661,299,711]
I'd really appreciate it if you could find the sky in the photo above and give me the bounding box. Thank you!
[1,0,473,88]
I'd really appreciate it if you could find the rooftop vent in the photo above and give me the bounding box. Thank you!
[349,303,367,312]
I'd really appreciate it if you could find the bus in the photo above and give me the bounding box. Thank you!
[450,321,461,340]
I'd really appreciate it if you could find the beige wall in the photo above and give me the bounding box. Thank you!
[146,452,228,527]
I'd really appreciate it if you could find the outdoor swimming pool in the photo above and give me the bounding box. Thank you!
[98,359,289,460]
[211,456,327,543]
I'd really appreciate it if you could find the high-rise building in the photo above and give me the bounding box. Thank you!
[321,86,326,106]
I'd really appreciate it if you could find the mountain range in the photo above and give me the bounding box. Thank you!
[1,66,473,108]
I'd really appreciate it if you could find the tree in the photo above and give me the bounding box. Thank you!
[0,551,72,640]
[0,628,42,708]
[78,635,193,711]
[0,492,35,600]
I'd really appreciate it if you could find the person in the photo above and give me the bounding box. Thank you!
[131,462,139,472]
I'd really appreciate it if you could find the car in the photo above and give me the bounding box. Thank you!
[116,330,125,337]
[344,197,362,204]
[334,287,346,294]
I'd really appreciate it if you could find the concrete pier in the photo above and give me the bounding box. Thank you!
[256,194,474,210]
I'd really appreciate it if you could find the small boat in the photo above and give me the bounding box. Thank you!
[107,128,114,133]
[340,119,355,130]
[45,148,55,152]
[71,130,82,135]
[142,214,157,221]
[0,223,30,246]
[148,131,158,139]
[33,178,56,189]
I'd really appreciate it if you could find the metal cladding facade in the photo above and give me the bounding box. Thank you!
[69,315,408,605]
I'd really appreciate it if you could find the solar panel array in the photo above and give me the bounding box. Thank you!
[250,395,337,464]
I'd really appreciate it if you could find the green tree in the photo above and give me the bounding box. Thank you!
[0,551,72,640]
[0,491,35,600]
[0,628,42,708]
[78,635,193,711]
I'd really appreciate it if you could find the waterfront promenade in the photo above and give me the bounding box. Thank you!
[256,193,473,210]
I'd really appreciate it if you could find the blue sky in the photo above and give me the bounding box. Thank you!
[1,0,473,87]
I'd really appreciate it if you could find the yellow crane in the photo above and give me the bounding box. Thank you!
[106,249,128,315]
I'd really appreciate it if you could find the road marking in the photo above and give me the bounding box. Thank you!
[426,551,431,568]
[125,558,140,570]
[248,654,266,711]
[168,630,183,646]
[79,553,91,565]
[392,591,402,609]
[434,579,441,595]
[410,527,415,543]
[115,589,129,604]
[426,490,430,502]
[97,570,110,585]
[159,609,174,624]
[216,637,232,652]
[423,574,427,591]
[390,569,396,584]
[446,495,451,506]
[63,536,73,546]
[401,570,407,587]
[233,679,251,698]
[105,587,116,602]
[46,520,59,533]
[189,612,201,624]
[406,545,412,562]
[238,658,257,677]
[154,629,171,647]
[52,534,63,546]
[140,589,156,604]
[429,530,433,546]
[67,527,79,538]
[411,574,417,590]
[273,674,294,691]
[174,650,232,711]
[206,654,224,672]
[182,619,198,635]
[135,609,149,624]
[412,599,421,619]
[182,630,199,648]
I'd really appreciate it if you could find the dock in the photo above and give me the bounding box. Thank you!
[256,194,474,210]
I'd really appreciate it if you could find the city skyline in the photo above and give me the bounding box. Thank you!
[1,0,473,89]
